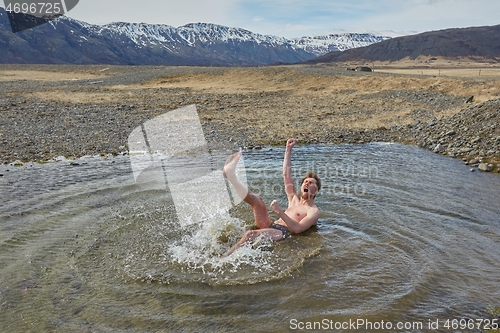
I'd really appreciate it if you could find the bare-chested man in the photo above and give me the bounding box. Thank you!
[223,138,321,256]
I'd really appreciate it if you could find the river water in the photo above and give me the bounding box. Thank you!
[0,143,499,332]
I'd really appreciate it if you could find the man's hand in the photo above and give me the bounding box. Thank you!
[286,138,296,150]
[270,200,282,214]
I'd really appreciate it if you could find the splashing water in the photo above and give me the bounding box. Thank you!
[168,213,276,277]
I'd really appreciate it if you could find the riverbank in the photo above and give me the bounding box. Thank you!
[1,64,499,172]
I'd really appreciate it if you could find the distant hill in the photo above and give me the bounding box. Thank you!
[306,24,500,64]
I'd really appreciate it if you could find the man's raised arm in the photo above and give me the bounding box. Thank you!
[283,138,297,199]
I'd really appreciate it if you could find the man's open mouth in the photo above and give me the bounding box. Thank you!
[304,188,309,193]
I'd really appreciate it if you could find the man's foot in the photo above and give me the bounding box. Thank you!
[222,151,241,179]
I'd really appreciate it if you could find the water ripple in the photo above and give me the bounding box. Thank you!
[1,144,499,332]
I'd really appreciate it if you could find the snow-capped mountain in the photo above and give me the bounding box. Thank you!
[84,21,294,51]
[325,28,420,38]
[291,32,392,56]
[0,8,393,65]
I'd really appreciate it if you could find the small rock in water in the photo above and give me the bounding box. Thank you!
[20,280,38,293]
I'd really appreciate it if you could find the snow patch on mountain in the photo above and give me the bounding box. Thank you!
[326,28,420,38]
[291,32,392,56]
[49,16,393,57]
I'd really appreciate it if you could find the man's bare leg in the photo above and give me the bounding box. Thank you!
[222,152,286,256]
[222,152,248,200]
[224,228,283,257]
[223,152,271,229]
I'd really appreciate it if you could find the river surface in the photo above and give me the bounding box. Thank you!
[0,143,499,332]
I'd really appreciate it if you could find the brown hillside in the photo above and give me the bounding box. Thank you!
[307,25,500,64]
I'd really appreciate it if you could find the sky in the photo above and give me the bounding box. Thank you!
[61,0,500,38]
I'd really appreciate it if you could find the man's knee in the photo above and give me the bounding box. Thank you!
[245,192,264,205]
[243,230,258,241]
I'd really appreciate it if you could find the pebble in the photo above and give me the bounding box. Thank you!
[478,163,491,172]
[433,143,444,153]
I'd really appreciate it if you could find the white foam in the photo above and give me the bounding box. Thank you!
[168,214,275,277]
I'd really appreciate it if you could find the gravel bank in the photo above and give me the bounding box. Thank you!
[1,65,499,173]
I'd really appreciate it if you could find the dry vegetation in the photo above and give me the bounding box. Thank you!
[10,63,500,132]
[0,62,499,168]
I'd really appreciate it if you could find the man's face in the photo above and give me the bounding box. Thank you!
[301,178,318,198]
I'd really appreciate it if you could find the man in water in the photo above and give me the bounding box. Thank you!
[223,138,321,256]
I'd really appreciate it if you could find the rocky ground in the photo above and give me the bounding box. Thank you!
[0,64,499,173]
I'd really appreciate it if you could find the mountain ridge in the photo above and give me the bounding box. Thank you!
[0,8,392,65]
[305,24,500,64]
